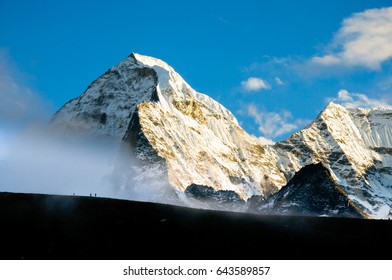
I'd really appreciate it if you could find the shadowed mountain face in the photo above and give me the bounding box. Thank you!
[184,184,246,212]
[1,192,392,260]
[247,164,362,218]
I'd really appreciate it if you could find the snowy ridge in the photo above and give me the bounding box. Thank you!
[133,53,239,125]
[348,107,392,148]
[52,53,392,219]
[51,54,158,139]
[273,103,392,218]
[132,53,285,199]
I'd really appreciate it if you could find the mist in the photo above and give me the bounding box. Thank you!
[0,123,183,206]
[0,126,115,197]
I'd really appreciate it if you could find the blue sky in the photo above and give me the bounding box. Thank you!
[1,0,392,145]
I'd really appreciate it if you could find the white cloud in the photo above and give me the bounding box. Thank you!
[311,7,392,70]
[241,77,270,91]
[247,104,309,139]
[328,89,391,108]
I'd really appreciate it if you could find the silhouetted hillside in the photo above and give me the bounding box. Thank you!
[0,192,391,260]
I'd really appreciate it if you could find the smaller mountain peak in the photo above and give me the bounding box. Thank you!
[317,102,347,120]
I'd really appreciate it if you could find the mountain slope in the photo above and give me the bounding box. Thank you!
[51,53,392,219]
[51,53,287,201]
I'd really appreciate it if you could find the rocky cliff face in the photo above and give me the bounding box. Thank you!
[51,53,392,219]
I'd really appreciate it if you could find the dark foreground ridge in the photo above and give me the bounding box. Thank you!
[1,192,391,260]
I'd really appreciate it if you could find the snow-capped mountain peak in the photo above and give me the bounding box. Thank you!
[51,53,392,219]
[132,52,239,125]
[51,53,285,202]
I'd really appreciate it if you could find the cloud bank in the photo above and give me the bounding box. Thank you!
[0,126,181,206]
[0,130,120,197]
[328,89,391,109]
[247,104,309,140]
[311,7,392,70]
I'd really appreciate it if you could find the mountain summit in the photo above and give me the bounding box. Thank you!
[51,53,392,219]
[51,53,287,201]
